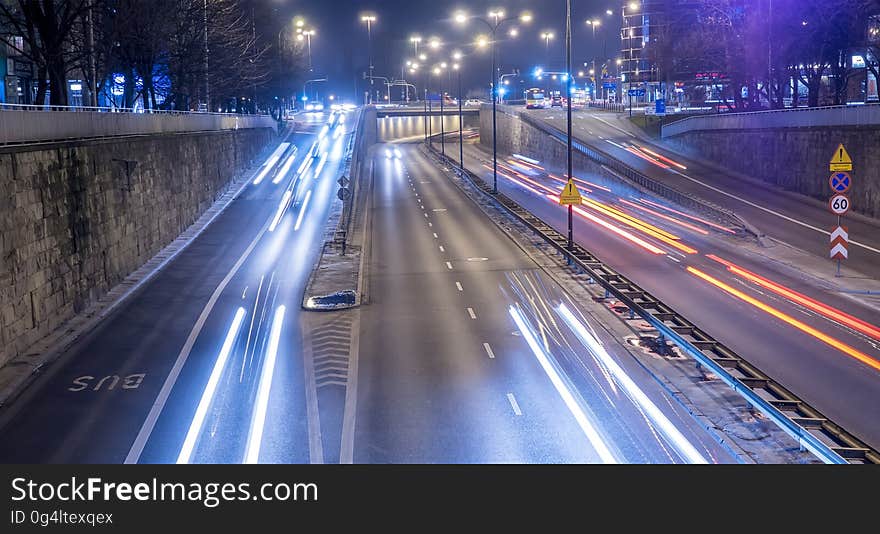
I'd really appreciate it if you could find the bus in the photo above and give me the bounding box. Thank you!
[525,88,547,109]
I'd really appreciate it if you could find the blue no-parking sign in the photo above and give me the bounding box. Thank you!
[829,172,851,193]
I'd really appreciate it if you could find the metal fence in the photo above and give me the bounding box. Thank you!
[0,104,277,145]
[662,103,880,138]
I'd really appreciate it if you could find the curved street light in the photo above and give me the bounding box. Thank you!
[454,8,532,194]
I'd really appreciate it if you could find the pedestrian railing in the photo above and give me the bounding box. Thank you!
[662,102,880,138]
[0,105,277,145]
[428,144,879,465]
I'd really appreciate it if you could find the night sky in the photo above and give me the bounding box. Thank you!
[265,0,621,101]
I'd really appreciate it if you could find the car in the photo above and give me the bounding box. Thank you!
[464,99,483,107]
[550,96,563,107]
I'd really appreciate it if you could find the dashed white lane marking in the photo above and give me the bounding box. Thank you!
[439,246,445,252]
[467,307,477,319]
[433,233,439,239]
[483,342,495,359]
[506,393,523,416]
[446,261,454,270]
[241,286,248,299]
[455,282,463,291]
[666,255,681,263]
[428,222,433,227]
[424,213,429,218]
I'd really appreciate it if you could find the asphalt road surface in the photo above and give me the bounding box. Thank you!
[524,107,880,279]
[0,110,351,463]
[352,142,737,463]
[374,113,880,452]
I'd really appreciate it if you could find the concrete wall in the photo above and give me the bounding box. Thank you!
[663,127,880,218]
[0,128,274,366]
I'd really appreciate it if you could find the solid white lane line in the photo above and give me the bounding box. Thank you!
[507,393,523,416]
[456,282,463,291]
[177,307,246,464]
[467,307,477,319]
[446,261,454,270]
[483,342,495,359]
[668,169,880,255]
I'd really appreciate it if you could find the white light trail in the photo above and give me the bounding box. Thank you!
[243,305,286,464]
[512,153,540,165]
[177,307,246,464]
[268,190,292,232]
[557,303,708,464]
[508,306,618,464]
[272,150,298,184]
[313,152,329,178]
[253,143,290,185]
[295,189,312,231]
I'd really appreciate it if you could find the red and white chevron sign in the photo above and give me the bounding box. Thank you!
[829,226,848,260]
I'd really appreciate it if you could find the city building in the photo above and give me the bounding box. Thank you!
[3,36,35,105]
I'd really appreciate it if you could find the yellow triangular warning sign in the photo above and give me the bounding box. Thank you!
[559,178,583,206]
[829,143,852,171]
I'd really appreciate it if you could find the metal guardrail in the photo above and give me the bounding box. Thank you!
[429,146,879,465]
[516,111,742,230]
[662,102,880,138]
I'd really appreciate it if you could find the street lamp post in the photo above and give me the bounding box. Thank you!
[456,8,532,195]
[361,14,377,103]
[434,65,446,157]
[454,60,464,173]
[566,0,574,250]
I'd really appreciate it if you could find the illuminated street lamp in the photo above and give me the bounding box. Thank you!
[410,35,422,56]
[361,14,377,103]
[455,7,532,194]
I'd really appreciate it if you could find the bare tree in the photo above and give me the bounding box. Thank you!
[0,0,93,106]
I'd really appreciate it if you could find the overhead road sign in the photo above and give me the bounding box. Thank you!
[829,194,850,216]
[829,143,852,172]
[558,178,583,206]
[829,172,851,193]
[628,89,645,97]
[830,226,848,260]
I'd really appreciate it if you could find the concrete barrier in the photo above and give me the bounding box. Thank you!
[0,109,277,145]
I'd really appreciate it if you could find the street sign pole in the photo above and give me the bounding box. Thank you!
[837,214,841,277]
[828,144,853,277]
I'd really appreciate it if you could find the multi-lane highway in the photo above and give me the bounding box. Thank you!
[375,112,880,452]
[353,143,736,463]
[524,107,880,279]
[0,111,352,463]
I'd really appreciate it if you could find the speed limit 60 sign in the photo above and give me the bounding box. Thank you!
[829,194,850,215]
